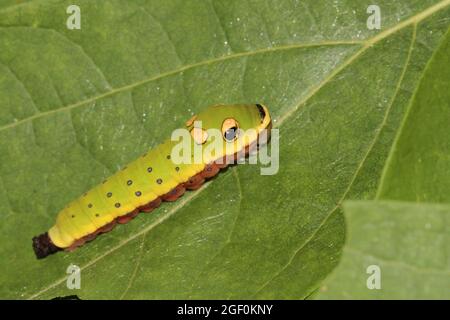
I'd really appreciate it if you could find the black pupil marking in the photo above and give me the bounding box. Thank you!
[107,192,112,197]
[115,203,121,208]
[135,191,142,197]
[147,167,152,173]
[175,166,180,171]
[157,179,162,184]
[167,155,171,159]
[88,204,92,208]
[224,126,238,141]
[95,214,99,217]
[71,215,75,218]
[127,180,133,186]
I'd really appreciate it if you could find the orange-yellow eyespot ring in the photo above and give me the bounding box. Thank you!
[221,118,239,142]
[185,115,197,127]
[191,127,208,144]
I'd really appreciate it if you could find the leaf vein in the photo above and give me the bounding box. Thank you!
[0,40,361,133]
[252,25,417,296]
[25,0,450,299]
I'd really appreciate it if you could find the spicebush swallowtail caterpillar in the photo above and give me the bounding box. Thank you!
[33,104,271,259]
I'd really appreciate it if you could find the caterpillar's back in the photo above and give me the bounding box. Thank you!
[33,104,271,258]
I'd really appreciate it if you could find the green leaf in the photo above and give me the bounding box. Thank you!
[0,0,449,299]
[317,9,450,299]
[317,200,450,299]
[319,2,450,299]
[318,29,450,299]
[376,18,450,203]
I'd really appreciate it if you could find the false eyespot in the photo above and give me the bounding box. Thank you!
[222,118,240,142]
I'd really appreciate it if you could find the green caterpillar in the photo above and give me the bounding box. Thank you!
[33,104,271,259]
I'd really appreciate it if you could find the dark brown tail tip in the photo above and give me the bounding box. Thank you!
[32,232,61,259]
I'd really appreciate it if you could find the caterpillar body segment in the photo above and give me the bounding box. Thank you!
[32,104,271,259]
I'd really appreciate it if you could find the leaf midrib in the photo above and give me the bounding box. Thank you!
[25,0,450,299]
[3,0,450,132]
[0,39,361,133]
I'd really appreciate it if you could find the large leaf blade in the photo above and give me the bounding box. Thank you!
[0,0,449,299]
